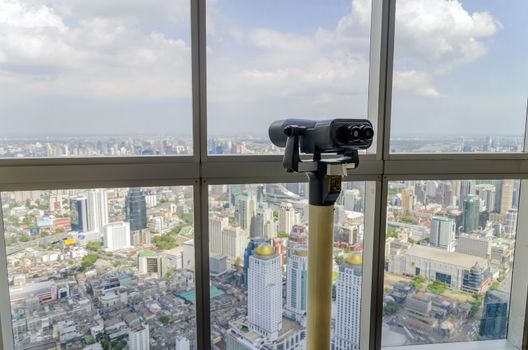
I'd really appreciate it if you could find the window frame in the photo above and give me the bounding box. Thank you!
[0,0,526,349]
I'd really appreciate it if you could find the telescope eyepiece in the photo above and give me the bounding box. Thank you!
[269,118,373,152]
[337,124,374,144]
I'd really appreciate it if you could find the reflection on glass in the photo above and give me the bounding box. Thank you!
[0,1,192,157]
[390,0,527,153]
[207,0,372,155]
[3,186,195,348]
[382,180,519,346]
[208,182,367,349]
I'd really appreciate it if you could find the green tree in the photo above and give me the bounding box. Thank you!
[384,301,399,316]
[277,231,289,238]
[19,234,30,242]
[427,280,447,295]
[86,241,102,252]
[159,315,171,325]
[470,293,483,317]
[386,227,398,238]
[410,275,425,289]
[82,254,99,268]
[153,235,178,250]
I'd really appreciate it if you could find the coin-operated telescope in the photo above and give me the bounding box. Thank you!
[269,118,374,350]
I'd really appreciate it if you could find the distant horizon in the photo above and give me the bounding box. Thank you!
[0,132,524,140]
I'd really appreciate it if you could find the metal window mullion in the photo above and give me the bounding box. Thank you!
[507,179,528,348]
[370,178,389,350]
[371,0,395,162]
[191,0,210,348]
[0,196,15,350]
[361,179,383,349]
[193,181,211,350]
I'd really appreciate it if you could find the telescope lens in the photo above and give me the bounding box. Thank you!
[360,125,374,140]
[337,124,373,144]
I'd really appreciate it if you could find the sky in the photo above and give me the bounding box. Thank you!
[0,0,526,138]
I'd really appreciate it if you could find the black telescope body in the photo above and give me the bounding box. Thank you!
[269,118,373,155]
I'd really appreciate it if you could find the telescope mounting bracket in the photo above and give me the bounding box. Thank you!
[282,125,360,174]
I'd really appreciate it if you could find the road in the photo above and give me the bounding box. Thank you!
[6,232,70,255]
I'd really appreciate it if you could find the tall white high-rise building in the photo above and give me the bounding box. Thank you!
[285,246,308,323]
[221,226,248,262]
[175,336,191,350]
[333,253,362,350]
[500,180,514,216]
[248,244,282,340]
[430,217,456,252]
[129,324,150,350]
[279,202,297,233]
[103,222,131,251]
[238,194,256,231]
[86,189,108,233]
[209,216,228,255]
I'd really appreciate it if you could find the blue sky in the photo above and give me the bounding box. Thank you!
[0,0,526,139]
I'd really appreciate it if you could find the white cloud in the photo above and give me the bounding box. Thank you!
[207,0,372,117]
[395,0,501,66]
[393,70,439,97]
[0,0,192,99]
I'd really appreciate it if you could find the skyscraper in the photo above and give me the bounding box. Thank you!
[86,189,109,233]
[479,289,509,339]
[278,202,296,233]
[103,222,131,251]
[237,194,256,232]
[285,246,308,324]
[463,195,480,233]
[430,217,456,252]
[475,184,496,213]
[242,237,269,289]
[70,197,88,232]
[459,180,475,210]
[248,244,282,341]
[128,324,150,350]
[500,179,514,217]
[333,253,362,350]
[125,188,147,231]
[254,206,274,238]
[221,226,248,263]
[401,188,415,213]
[503,208,518,236]
[209,216,228,255]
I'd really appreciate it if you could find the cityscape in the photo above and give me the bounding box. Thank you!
[382,179,518,346]
[2,176,518,349]
[0,134,524,158]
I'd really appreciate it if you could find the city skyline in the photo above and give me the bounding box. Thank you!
[0,0,526,138]
[0,178,520,348]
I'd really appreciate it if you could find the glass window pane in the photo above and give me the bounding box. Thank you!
[390,1,527,153]
[382,180,519,346]
[209,182,369,348]
[207,0,372,155]
[2,186,195,348]
[0,1,192,158]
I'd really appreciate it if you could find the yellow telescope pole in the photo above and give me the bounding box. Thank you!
[307,204,335,349]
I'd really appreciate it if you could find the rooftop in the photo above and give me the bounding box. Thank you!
[177,287,224,305]
[138,251,159,258]
[405,245,488,269]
